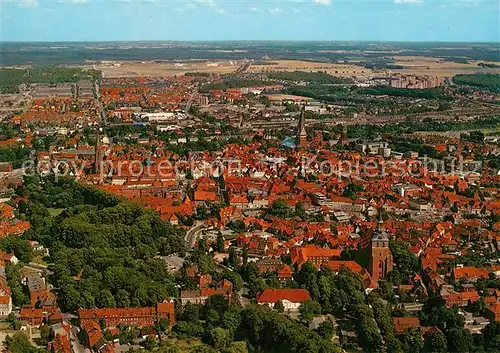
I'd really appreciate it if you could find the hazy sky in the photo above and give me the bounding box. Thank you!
[1,0,499,42]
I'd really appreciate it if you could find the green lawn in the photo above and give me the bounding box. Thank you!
[47,208,65,217]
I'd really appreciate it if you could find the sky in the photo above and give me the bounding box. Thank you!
[0,0,499,42]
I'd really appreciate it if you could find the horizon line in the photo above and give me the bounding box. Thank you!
[1,40,500,44]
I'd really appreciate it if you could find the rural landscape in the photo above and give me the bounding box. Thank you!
[0,12,499,353]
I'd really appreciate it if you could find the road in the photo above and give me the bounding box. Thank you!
[185,221,206,250]
[70,326,89,353]
[23,263,53,275]
[184,91,197,113]
[94,79,107,126]
[235,62,250,75]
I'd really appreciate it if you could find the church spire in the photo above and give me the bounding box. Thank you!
[296,105,307,148]
[377,208,384,230]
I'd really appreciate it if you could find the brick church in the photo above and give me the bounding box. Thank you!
[368,216,393,283]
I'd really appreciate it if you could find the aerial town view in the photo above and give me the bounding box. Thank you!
[0,1,499,353]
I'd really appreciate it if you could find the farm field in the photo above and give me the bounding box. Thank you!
[390,56,500,77]
[248,59,373,77]
[89,60,241,77]
[264,94,314,101]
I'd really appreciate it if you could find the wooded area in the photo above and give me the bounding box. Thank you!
[453,74,500,92]
[0,67,99,93]
[17,176,185,312]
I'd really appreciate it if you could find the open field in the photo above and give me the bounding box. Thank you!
[67,55,500,79]
[391,56,500,77]
[88,61,241,77]
[412,127,500,139]
[248,57,500,78]
[248,60,373,77]
[265,94,314,101]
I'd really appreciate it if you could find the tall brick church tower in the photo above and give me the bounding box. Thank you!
[296,106,307,148]
[369,214,393,283]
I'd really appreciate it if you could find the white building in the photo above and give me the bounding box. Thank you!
[137,112,176,122]
[256,289,311,312]
[0,270,12,316]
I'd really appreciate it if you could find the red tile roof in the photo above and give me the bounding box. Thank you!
[453,266,489,280]
[392,317,420,333]
[256,288,311,303]
[290,245,342,269]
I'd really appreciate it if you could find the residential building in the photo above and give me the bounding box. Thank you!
[79,301,175,328]
[290,244,342,270]
[180,280,232,306]
[256,288,311,311]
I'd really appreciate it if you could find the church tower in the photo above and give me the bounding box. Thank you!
[341,124,348,145]
[369,214,393,283]
[239,112,244,128]
[296,105,307,148]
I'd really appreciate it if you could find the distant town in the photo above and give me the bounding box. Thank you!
[0,42,499,353]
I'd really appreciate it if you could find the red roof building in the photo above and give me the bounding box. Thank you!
[453,266,490,282]
[392,317,421,334]
[79,302,175,328]
[19,308,44,326]
[256,288,311,311]
[290,245,342,270]
[486,303,500,322]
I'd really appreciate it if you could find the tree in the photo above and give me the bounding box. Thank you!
[228,246,240,267]
[5,332,44,353]
[192,346,218,353]
[317,320,334,340]
[295,202,306,218]
[481,322,500,352]
[274,300,284,313]
[7,313,21,330]
[142,336,157,350]
[269,199,290,218]
[238,305,340,353]
[227,220,246,233]
[222,308,242,336]
[203,294,229,316]
[158,318,170,333]
[400,327,423,353]
[299,300,322,323]
[419,297,464,332]
[209,327,230,350]
[0,236,33,263]
[423,330,448,353]
[389,240,419,284]
[446,328,472,353]
[97,289,116,308]
[172,321,205,339]
[205,308,221,326]
[224,341,248,353]
[357,313,383,352]
[216,232,225,253]
[377,280,396,302]
[242,245,248,266]
[181,302,200,322]
[39,324,51,345]
[294,262,320,300]
[220,271,242,292]
[116,289,131,308]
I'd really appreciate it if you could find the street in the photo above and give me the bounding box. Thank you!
[70,327,89,353]
[185,221,207,250]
